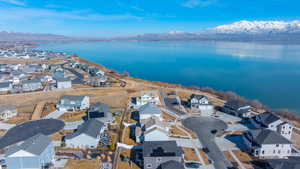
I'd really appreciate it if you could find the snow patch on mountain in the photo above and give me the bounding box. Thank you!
[208,20,300,34]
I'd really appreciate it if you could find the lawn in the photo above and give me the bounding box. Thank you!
[162,112,177,122]
[63,160,100,169]
[59,111,86,122]
[121,126,137,145]
[198,149,212,165]
[117,149,140,169]
[182,147,199,161]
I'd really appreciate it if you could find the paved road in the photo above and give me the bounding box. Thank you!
[183,116,233,169]
[0,122,15,130]
[43,110,65,119]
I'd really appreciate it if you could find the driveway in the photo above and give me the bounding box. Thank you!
[64,68,85,84]
[43,110,65,119]
[183,116,233,169]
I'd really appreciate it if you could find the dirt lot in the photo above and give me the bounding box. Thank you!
[182,147,199,161]
[121,127,137,146]
[63,160,100,169]
[117,149,140,169]
[0,88,130,110]
[59,111,86,122]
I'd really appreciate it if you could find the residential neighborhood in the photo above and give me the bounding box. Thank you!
[0,43,299,169]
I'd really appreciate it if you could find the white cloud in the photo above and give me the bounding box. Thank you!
[182,0,216,8]
[0,0,25,6]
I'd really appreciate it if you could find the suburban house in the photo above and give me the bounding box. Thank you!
[188,94,214,116]
[242,129,292,158]
[221,100,252,118]
[135,117,169,143]
[5,134,55,169]
[251,112,293,140]
[131,91,160,108]
[56,95,90,111]
[65,119,104,149]
[0,82,12,92]
[55,77,72,89]
[143,140,184,169]
[88,102,114,126]
[22,79,43,92]
[138,103,163,121]
[88,75,108,87]
[0,104,17,120]
[157,160,185,169]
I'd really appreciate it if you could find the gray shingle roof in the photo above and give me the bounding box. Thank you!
[5,134,52,157]
[267,158,300,169]
[190,94,207,100]
[0,82,10,88]
[55,77,71,82]
[245,129,291,146]
[65,119,104,139]
[89,102,110,114]
[225,100,250,110]
[159,160,185,169]
[138,103,162,115]
[255,112,280,126]
[143,141,183,157]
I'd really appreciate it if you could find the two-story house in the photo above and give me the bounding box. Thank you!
[222,100,252,118]
[138,103,162,121]
[88,102,114,126]
[242,129,292,158]
[143,140,184,169]
[65,119,104,149]
[188,94,214,116]
[5,134,55,169]
[22,79,43,92]
[56,95,90,111]
[131,91,160,108]
[55,77,72,89]
[251,112,293,140]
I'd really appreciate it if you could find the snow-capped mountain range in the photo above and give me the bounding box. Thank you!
[206,20,300,34]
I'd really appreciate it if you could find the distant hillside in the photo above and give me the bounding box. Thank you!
[117,20,300,42]
[0,31,72,42]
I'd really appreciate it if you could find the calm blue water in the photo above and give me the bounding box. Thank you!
[38,41,300,113]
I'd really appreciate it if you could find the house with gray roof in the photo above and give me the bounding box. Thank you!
[242,129,292,158]
[143,140,184,169]
[22,79,43,92]
[65,119,104,149]
[56,95,90,111]
[189,94,214,116]
[265,157,300,169]
[157,160,185,169]
[55,77,72,89]
[0,104,17,121]
[88,102,114,125]
[0,82,12,92]
[5,134,54,169]
[138,103,162,121]
[251,112,293,140]
[222,100,252,118]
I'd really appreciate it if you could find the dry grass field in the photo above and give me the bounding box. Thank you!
[117,149,140,169]
[59,111,86,122]
[63,160,100,169]
[182,147,199,161]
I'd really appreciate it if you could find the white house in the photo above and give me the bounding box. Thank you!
[189,94,214,116]
[65,119,104,149]
[138,103,162,121]
[242,129,292,158]
[56,95,90,111]
[131,91,160,108]
[251,112,293,140]
[135,116,169,143]
[0,104,17,120]
[55,78,72,89]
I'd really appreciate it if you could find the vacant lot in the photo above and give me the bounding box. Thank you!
[63,160,100,169]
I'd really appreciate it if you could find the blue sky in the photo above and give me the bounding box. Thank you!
[0,0,299,37]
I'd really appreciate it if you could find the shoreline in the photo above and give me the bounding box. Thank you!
[70,54,300,127]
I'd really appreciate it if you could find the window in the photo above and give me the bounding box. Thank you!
[276,144,279,147]
[156,157,162,163]
[147,164,152,168]
[273,150,276,154]
[262,150,265,154]
[287,150,290,154]
[278,150,281,154]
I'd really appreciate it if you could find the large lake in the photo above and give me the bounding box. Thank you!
[38,41,300,113]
